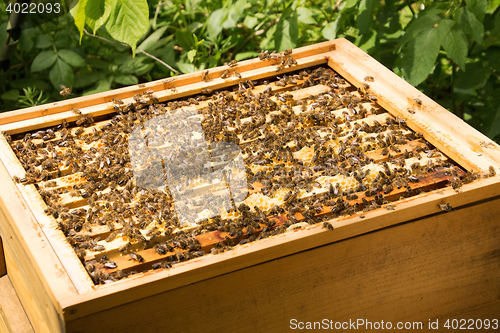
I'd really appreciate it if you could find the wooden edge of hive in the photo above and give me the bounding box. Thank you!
[0,40,338,128]
[59,174,500,322]
[0,136,95,294]
[325,38,500,173]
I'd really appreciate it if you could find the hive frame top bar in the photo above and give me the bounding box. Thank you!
[0,38,499,326]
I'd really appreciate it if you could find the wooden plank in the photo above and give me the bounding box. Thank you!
[0,136,95,293]
[0,276,35,333]
[326,38,500,173]
[0,53,330,135]
[59,172,500,323]
[65,195,500,333]
[0,40,337,127]
[0,157,82,333]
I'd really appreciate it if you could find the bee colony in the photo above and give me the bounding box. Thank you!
[0,39,499,333]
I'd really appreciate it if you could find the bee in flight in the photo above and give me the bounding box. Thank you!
[59,85,72,97]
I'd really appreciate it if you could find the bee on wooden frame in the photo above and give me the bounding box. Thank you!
[59,85,72,97]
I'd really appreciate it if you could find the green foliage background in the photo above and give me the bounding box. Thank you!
[0,0,499,141]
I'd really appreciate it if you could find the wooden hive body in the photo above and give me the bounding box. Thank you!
[0,39,499,333]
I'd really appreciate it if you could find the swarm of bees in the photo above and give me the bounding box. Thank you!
[8,63,482,285]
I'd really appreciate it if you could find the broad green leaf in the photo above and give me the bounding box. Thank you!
[222,7,240,29]
[401,24,445,86]
[31,50,57,72]
[118,56,153,75]
[114,74,138,85]
[175,30,195,51]
[137,26,168,52]
[1,89,19,101]
[322,20,338,40]
[19,28,34,52]
[49,58,74,89]
[73,72,106,88]
[275,4,298,52]
[398,15,442,51]
[465,0,487,22]
[54,31,72,48]
[70,0,88,43]
[356,0,380,35]
[58,49,86,67]
[187,49,196,63]
[243,16,258,29]
[207,8,228,40]
[177,62,197,74]
[35,34,52,49]
[297,7,316,25]
[105,0,149,56]
[455,7,484,44]
[85,0,115,34]
[340,0,358,12]
[235,51,260,61]
[440,19,468,69]
[454,61,491,95]
[84,76,113,95]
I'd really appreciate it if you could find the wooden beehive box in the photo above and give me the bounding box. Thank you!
[0,39,499,333]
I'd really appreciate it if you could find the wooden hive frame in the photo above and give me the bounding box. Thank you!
[0,38,499,333]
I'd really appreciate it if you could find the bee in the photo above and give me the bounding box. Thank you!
[227,60,238,67]
[488,166,496,177]
[138,83,146,88]
[364,76,374,82]
[233,70,241,79]
[201,88,212,94]
[407,108,416,114]
[71,108,82,115]
[221,69,230,79]
[322,222,334,230]
[202,70,210,81]
[129,252,145,262]
[170,87,178,93]
[438,203,452,212]
[59,85,72,97]
[276,64,284,72]
[112,98,124,104]
[385,204,395,211]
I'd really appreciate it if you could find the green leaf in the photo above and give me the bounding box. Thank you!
[207,8,228,40]
[1,89,19,101]
[297,7,317,25]
[118,56,153,75]
[340,0,358,12]
[84,76,113,95]
[31,50,57,72]
[114,74,138,85]
[356,0,380,35]
[177,62,197,74]
[73,72,106,88]
[49,58,74,89]
[243,16,258,29]
[187,49,196,63]
[455,7,484,44]
[398,15,442,51]
[70,0,88,43]
[85,0,115,34]
[54,31,72,48]
[137,26,168,52]
[19,28,34,52]
[275,4,298,52]
[322,20,338,40]
[35,34,53,49]
[454,61,491,95]
[58,49,86,67]
[175,30,195,51]
[401,25,445,86]
[465,0,487,22]
[105,0,149,56]
[440,19,468,69]
[235,51,260,61]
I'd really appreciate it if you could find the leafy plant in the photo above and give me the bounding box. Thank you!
[18,86,49,107]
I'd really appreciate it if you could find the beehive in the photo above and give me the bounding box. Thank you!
[0,39,499,333]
